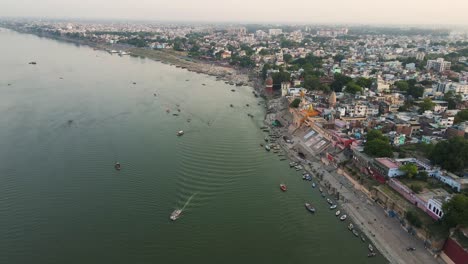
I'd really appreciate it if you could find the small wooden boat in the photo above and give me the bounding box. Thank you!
[367,253,376,258]
[340,214,347,221]
[280,184,287,192]
[361,235,366,242]
[352,229,359,237]
[312,183,316,188]
[348,223,354,230]
[330,204,337,209]
[368,244,374,252]
[326,198,333,205]
[319,187,323,193]
[177,130,184,136]
[335,210,341,216]
[305,203,315,213]
[114,162,121,171]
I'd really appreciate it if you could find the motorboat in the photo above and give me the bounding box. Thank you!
[312,183,316,188]
[330,204,337,209]
[114,162,121,171]
[280,184,287,192]
[264,137,269,142]
[177,130,184,136]
[335,210,341,216]
[170,209,182,221]
[319,187,323,193]
[352,229,359,237]
[321,193,326,197]
[340,214,347,221]
[305,203,315,213]
[367,253,376,258]
[326,198,333,205]
[348,223,354,230]
[361,235,366,242]
[368,244,374,252]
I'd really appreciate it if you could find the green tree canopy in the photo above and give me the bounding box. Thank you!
[454,109,468,124]
[331,73,352,92]
[400,163,418,179]
[394,80,409,91]
[364,130,393,157]
[344,81,363,94]
[418,98,436,113]
[289,98,301,108]
[429,136,468,174]
[283,54,293,63]
[442,194,468,228]
[355,77,373,88]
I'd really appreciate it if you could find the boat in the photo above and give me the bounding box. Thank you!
[114,162,121,171]
[319,187,323,193]
[280,184,287,192]
[361,235,366,242]
[348,223,354,230]
[177,130,184,136]
[265,145,271,151]
[230,89,236,92]
[230,104,233,107]
[352,229,359,237]
[321,193,326,197]
[368,244,374,252]
[340,214,347,221]
[326,198,333,205]
[304,203,315,213]
[173,113,179,116]
[170,209,182,221]
[166,109,170,113]
[312,183,316,188]
[330,204,337,209]
[280,158,287,161]
[28,61,37,65]
[260,143,264,147]
[335,210,341,216]
[264,137,269,142]
[367,253,376,258]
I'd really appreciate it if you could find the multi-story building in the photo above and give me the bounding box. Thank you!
[268,29,282,36]
[426,58,451,72]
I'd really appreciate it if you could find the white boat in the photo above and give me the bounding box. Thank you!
[335,210,341,216]
[368,244,374,252]
[340,214,347,221]
[110,49,118,53]
[265,145,271,151]
[348,223,354,230]
[177,130,184,136]
[170,209,182,221]
[330,204,337,209]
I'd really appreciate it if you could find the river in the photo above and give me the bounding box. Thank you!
[0,29,386,264]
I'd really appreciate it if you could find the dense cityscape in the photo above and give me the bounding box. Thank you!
[1,17,468,264]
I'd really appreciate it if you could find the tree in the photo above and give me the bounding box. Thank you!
[344,81,363,94]
[333,54,345,62]
[394,80,409,91]
[444,91,463,110]
[416,171,429,181]
[430,136,468,174]
[407,85,424,99]
[271,71,291,89]
[441,194,468,228]
[455,109,468,124]
[304,75,321,90]
[410,184,423,194]
[331,73,352,92]
[283,54,293,64]
[290,98,301,108]
[400,163,418,179]
[364,139,393,157]
[418,98,436,113]
[406,210,423,228]
[355,77,373,88]
[366,129,386,142]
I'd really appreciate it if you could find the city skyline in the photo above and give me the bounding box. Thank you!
[1,0,468,26]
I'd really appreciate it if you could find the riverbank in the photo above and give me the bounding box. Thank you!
[262,98,442,264]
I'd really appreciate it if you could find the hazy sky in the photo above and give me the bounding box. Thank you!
[1,0,467,25]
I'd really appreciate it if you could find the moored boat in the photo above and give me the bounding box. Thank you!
[361,235,366,242]
[114,162,121,171]
[330,204,337,209]
[170,209,182,221]
[319,187,323,193]
[312,182,316,188]
[326,198,333,205]
[265,145,271,151]
[348,223,354,230]
[352,229,359,237]
[335,210,341,216]
[305,203,315,213]
[177,130,184,136]
[368,244,374,252]
[340,214,347,221]
[280,184,287,192]
[367,253,376,258]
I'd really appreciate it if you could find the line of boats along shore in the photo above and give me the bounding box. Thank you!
[170,127,376,257]
[265,128,377,258]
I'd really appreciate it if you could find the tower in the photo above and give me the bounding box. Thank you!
[281,82,290,97]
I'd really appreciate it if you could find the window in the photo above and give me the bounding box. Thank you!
[429,204,432,210]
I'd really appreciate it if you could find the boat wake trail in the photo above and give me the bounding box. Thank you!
[181,192,198,211]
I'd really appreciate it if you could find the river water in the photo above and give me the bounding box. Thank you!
[0,29,386,264]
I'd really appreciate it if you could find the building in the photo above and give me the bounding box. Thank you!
[268,29,282,36]
[416,52,425,61]
[281,82,290,97]
[426,58,451,72]
[426,197,447,219]
[372,158,405,178]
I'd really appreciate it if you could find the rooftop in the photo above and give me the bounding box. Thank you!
[375,157,400,169]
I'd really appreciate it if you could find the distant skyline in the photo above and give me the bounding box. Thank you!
[1,0,468,26]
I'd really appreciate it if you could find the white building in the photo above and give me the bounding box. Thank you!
[427,197,447,219]
[268,29,282,36]
[426,58,451,72]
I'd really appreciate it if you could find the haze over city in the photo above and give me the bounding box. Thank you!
[1,0,468,25]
